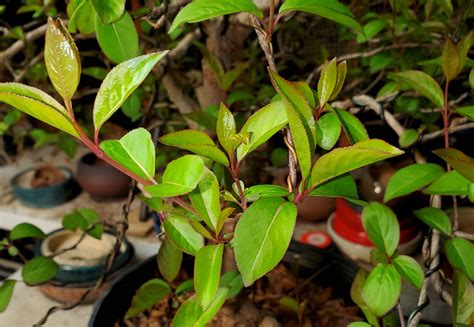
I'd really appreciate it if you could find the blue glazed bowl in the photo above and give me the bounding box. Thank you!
[35,229,134,284]
[11,166,79,208]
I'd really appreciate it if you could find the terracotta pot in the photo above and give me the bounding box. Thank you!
[76,153,131,201]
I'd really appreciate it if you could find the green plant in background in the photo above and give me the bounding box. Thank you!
[0,0,473,326]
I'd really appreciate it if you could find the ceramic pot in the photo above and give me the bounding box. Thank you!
[76,153,131,201]
[11,166,79,208]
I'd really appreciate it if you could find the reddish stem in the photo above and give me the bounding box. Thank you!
[171,197,197,215]
[229,157,247,209]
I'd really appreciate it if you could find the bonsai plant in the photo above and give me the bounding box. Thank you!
[0,0,472,326]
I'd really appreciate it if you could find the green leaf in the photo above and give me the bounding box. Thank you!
[236,101,288,160]
[189,169,221,232]
[331,107,369,144]
[244,185,290,202]
[216,103,238,156]
[82,67,108,80]
[10,223,45,240]
[91,0,125,24]
[452,270,474,325]
[269,71,316,179]
[413,207,452,236]
[45,17,81,100]
[175,279,194,295]
[348,323,371,327]
[145,155,204,197]
[455,106,474,121]
[95,12,138,63]
[169,0,263,34]
[362,263,401,317]
[444,238,474,281]
[470,69,474,90]
[393,255,424,289]
[93,51,167,132]
[311,139,403,188]
[67,0,96,35]
[159,129,229,166]
[389,70,444,108]
[163,215,204,256]
[310,173,364,205]
[330,60,347,100]
[433,148,474,182]
[0,280,15,313]
[457,32,473,75]
[356,19,386,43]
[350,269,378,326]
[219,271,243,299]
[22,256,58,285]
[172,288,229,327]
[384,163,445,202]
[195,244,224,309]
[0,83,78,137]
[101,128,155,181]
[424,170,471,196]
[398,129,419,148]
[279,0,363,33]
[138,194,163,212]
[234,198,297,286]
[442,38,460,81]
[316,112,341,150]
[157,237,183,283]
[125,278,171,319]
[62,208,103,239]
[362,202,399,257]
[317,59,338,106]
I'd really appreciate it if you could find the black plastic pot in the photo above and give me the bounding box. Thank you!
[89,241,358,327]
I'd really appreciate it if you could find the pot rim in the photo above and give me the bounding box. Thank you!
[10,166,74,191]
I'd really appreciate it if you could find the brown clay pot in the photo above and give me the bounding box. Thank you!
[76,153,131,201]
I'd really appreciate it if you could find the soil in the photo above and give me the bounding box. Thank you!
[118,264,361,327]
[30,165,65,188]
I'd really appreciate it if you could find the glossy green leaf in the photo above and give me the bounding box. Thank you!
[424,170,471,196]
[216,207,235,235]
[195,244,223,309]
[101,128,155,181]
[310,173,364,205]
[362,263,401,317]
[330,60,347,100]
[0,280,15,313]
[311,139,403,188]
[318,58,337,106]
[444,238,474,281]
[93,51,167,132]
[234,198,297,286]
[244,185,290,202]
[125,278,170,319]
[269,71,316,179]
[316,112,341,150]
[348,323,371,327]
[384,163,445,202]
[279,0,363,33]
[398,129,419,148]
[389,70,444,107]
[434,148,474,182]
[236,101,288,160]
[190,220,214,239]
[350,269,378,326]
[442,38,460,81]
[172,288,229,327]
[10,223,45,241]
[216,103,238,155]
[163,215,204,256]
[157,237,182,283]
[331,107,369,144]
[455,106,474,121]
[452,270,474,325]
[413,207,452,236]
[169,0,263,34]
[45,17,81,100]
[219,271,243,299]
[91,0,125,24]
[393,255,424,289]
[138,194,163,212]
[159,129,229,166]
[95,12,138,63]
[189,169,221,232]
[62,208,103,239]
[145,155,204,197]
[67,0,96,35]
[0,83,78,137]
[357,19,385,43]
[457,32,473,75]
[362,202,399,256]
[22,256,58,285]
[175,279,194,295]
